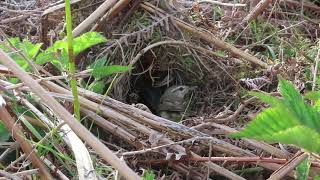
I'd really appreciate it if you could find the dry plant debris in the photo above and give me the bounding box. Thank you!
[0,0,320,179]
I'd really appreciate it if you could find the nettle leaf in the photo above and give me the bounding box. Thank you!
[36,51,57,65]
[92,65,132,79]
[8,37,21,48]
[73,32,107,55]
[36,32,107,69]
[0,38,35,72]
[21,39,42,59]
[232,78,320,153]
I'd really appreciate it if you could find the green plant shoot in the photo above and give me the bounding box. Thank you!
[65,0,80,120]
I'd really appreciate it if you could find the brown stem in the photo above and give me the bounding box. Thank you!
[0,49,140,180]
[140,156,289,165]
[0,103,53,179]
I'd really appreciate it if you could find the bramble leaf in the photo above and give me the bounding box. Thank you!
[232,78,320,153]
[92,65,132,79]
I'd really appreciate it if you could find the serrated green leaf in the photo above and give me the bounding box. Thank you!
[21,39,42,59]
[8,37,21,48]
[92,65,132,78]
[36,32,107,70]
[249,91,282,107]
[295,156,310,180]
[278,77,320,132]
[232,78,320,153]
[0,38,31,71]
[232,107,299,139]
[73,32,107,55]
[35,51,56,65]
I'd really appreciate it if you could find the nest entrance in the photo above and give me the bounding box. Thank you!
[124,48,238,119]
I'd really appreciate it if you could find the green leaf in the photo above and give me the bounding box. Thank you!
[45,32,107,56]
[143,170,155,180]
[0,121,10,142]
[305,91,320,101]
[249,91,282,107]
[20,116,43,140]
[295,156,310,180]
[73,32,107,55]
[88,80,105,94]
[88,57,108,69]
[35,32,107,70]
[8,37,21,48]
[92,65,132,79]
[36,51,56,65]
[0,38,31,71]
[265,45,276,60]
[232,78,320,153]
[314,100,320,112]
[278,77,320,132]
[21,39,42,59]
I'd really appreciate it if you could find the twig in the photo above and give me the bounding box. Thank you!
[21,97,97,180]
[42,0,82,16]
[0,49,140,180]
[0,7,42,15]
[204,97,257,123]
[243,20,306,49]
[198,0,246,7]
[0,170,22,180]
[43,81,246,180]
[0,14,30,24]
[141,2,269,69]
[118,137,213,156]
[0,96,53,179]
[91,0,132,31]
[72,0,117,37]
[141,156,289,164]
[267,152,309,180]
[3,70,90,90]
[0,169,39,180]
[196,122,289,159]
[312,41,320,91]
[241,0,272,24]
[280,0,320,12]
[4,154,26,171]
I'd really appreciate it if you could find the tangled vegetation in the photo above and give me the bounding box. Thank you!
[0,0,320,179]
